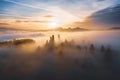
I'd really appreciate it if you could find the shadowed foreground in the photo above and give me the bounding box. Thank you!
[0,35,120,80]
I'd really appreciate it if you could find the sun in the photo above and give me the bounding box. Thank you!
[48,18,60,29]
[49,21,58,29]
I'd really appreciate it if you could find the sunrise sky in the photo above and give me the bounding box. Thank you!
[0,0,120,30]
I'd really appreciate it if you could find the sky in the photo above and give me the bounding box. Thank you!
[0,0,119,30]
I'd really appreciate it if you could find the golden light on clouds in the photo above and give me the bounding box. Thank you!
[0,6,83,30]
[0,0,116,30]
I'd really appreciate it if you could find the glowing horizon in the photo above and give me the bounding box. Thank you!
[0,0,119,30]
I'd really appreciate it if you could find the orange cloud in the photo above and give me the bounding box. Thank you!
[43,15,53,18]
[0,23,9,25]
[16,20,51,23]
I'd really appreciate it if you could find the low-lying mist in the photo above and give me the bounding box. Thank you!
[0,34,120,80]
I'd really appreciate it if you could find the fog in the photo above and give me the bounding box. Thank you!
[0,30,120,80]
[1,30,120,51]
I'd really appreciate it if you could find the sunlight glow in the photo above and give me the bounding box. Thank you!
[49,22,58,28]
[48,18,60,29]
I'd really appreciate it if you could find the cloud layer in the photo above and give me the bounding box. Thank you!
[0,0,119,29]
[86,4,120,28]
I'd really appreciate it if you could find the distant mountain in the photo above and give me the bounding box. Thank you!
[0,27,49,32]
[55,27,89,32]
[87,4,120,28]
[71,27,89,31]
